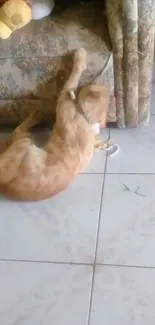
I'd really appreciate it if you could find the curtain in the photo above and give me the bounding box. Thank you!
[106,0,155,128]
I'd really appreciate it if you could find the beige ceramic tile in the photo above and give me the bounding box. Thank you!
[107,116,155,173]
[97,174,155,267]
[0,174,102,263]
[0,261,92,325]
[90,265,155,325]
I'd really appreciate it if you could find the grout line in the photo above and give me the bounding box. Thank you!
[81,172,155,175]
[80,173,155,175]
[1,258,155,270]
[87,129,110,325]
[95,263,155,270]
[0,169,153,176]
[105,172,155,175]
[0,258,93,266]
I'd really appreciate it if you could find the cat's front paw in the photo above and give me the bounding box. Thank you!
[30,110,43,124]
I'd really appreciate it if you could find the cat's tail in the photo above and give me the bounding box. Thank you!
[61,48,87,94]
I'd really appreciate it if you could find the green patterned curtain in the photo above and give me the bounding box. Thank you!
[106,0,155,127]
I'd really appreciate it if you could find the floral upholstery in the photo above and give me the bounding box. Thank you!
[0,3,115,125]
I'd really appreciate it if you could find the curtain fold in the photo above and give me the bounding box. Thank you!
[106,0,155,128]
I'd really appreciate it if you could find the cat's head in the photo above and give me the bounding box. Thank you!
[78,84,109,130]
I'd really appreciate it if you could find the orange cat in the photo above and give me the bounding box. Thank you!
[0,48,109,201]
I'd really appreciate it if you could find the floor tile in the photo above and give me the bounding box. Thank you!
[97,174,155,267]
[90,265,155,325]
[0,261,92,325]
[107,116,155,173]
[0,174,102,263]
[82,128,109,173]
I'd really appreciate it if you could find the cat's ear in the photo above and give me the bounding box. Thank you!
[78,85,109,125]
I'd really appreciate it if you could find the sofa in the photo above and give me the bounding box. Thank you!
[0,1,154,128]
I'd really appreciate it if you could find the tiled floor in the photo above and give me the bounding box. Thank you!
[1,89,155,325]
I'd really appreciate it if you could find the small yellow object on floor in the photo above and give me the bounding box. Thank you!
[0,0,31,39]
[95,137,120,157]
[94,138,112,151]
